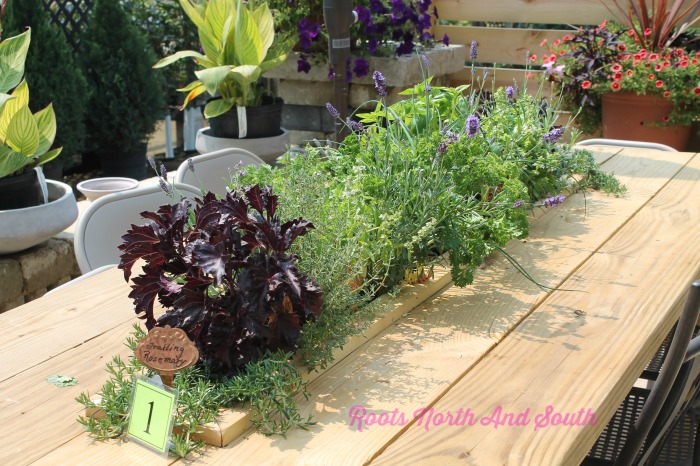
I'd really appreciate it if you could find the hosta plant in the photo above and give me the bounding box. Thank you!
[0,28,61,179]
[118,184,324,375]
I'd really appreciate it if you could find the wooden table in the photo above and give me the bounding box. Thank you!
[1,147,699,465]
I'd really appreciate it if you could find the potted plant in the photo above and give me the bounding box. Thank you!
[3,0,88,180]
[541,0,700,149]
[154,0,295,160]
[0,27,79,254]
[79,0,164,179]
[0,28,62,209]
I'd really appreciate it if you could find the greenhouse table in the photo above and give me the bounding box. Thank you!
[1,147,699,465]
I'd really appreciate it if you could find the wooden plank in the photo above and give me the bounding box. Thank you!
[434,0,611,25]
[372,152,700,465]
[0,266,135,383]
[0,320,138,465]
[183,149,689,465]
[435,25,570,66]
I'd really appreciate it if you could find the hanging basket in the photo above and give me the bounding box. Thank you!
[601,92,691,151]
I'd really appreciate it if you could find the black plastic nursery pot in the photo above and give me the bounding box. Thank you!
[99,142,148,180]
[207,96,283,139]
[0,169,46,210]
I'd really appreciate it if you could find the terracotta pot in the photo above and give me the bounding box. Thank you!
[601,92,691,151]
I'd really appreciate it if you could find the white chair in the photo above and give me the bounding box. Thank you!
[174,148,265,196]
[575,138,678,152]
[73,183,202,274]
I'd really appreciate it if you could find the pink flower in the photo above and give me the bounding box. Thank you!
[663,91,670,98]
[648,53,659,61]
[610,81,621,91]
[611,63,622,72]
[626,70,634,77]
[613,72,622,81]
[581,81,591,89]
[655,80,664,88]
[644,28,652,36]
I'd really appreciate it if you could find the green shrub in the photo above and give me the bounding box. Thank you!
[3,0,88,163]
[79,0,164,153]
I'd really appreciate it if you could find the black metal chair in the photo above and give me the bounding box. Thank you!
[583,280,700,466]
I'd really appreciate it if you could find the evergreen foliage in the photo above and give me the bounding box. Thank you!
[79,0,164,153]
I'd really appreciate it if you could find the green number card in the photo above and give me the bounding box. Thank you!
[127,377,178,455]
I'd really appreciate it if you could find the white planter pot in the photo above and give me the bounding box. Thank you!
[195,127,291,164]
[0,180,79,254]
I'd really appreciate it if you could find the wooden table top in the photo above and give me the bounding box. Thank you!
[1,147,699,465]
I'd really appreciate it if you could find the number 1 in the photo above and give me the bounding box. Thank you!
[144,401,154,434]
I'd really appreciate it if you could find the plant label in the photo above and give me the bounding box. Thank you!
[127,377,178,455]
[134,325,199,386]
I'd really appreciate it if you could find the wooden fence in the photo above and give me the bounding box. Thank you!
[432,0,697,92]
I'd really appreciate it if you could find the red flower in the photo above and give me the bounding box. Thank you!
[644,28,652,36]
[695,87,700,95]
[680,60,689,68]
[553,39,561,46]
[610,81,621,91]
[539,39,548,46]
[655,80,664,88]
[618,43,627,52]
[563,35,571,41]
[648,53,659,61]
[530,54,537,62]
[663,116,670,122]
[655,63,664,72]
[549,54,557,62]
[626,69,634,77]
[674,49,684,57]
[639,49,648,59]
[581,80,591,89]
[613,72,622,81]
[611,63,622,72]
[648,73,656,81]
[663,91,670,98]
[627,29,635,36]
[691,59,698,65]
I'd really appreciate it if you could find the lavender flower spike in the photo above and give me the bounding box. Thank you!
[470,40,478,60]
[506,86,515,100]
[373,71,387,97]
[326,102,340,118]
[466,114,480,138]
[421,54,430,71]
[147,155,157,171]
[513,200,525,208]
[543,127,565,143]
[543,195,566,208]
[187,157,196,173]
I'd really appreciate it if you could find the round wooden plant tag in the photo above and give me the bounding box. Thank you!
[134,326,199,387]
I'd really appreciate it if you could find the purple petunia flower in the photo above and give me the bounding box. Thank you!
[506,86,515,100]
[543,195,566,208]
[297,56,311,73]
[466,114,480,138]
[368,37,378,54]
[442,34,449,46]
[370,0,388,14]
[326,102,340,118]
[396,40,414,56]
[353,57,369,78]
[470,40,478,60]
[513,200,525,208]
[373,71,387,97]
[355,5,371,25]
[543,127,565,143]
[297,19,321,50]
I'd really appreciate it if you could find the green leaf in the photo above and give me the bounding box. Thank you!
[153,50,214,69]
[34,147,62,167]
[205,0,233,53]
[195,66,232,96]
[6,106,39,156]
[0,79,29,140]
[0,29,31,94]
[251,2,274,57]
[0,145,30,178]
[178,0,206,30]
[47,374,78,387]
[234,3,263,66]
[34,103,57,156]
[203,99,234,119]
[0,93,16,111]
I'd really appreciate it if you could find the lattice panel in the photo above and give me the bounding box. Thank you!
[43,0,94,52]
